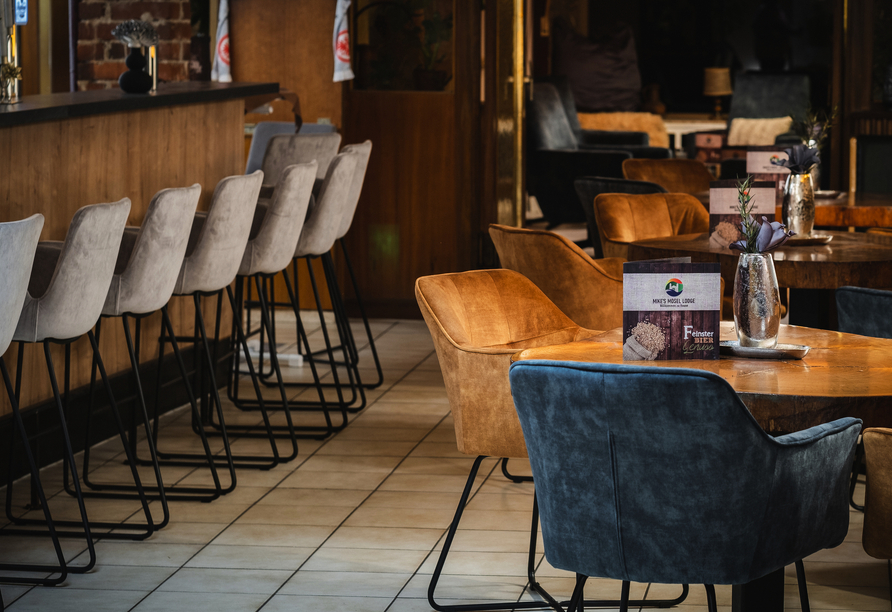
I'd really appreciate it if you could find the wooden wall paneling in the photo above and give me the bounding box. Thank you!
[342,91,457,316]
[0,99,243,417]
[230,0,343,127]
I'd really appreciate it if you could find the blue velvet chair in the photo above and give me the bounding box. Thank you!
[509,360,861,612]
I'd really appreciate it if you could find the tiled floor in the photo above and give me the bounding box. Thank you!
[0,311,888,611]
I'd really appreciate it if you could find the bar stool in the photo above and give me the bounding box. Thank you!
[224,162,344,441]
[0,213,73,588]
[4,199,159,547]
[73,185,231,508]
[160,171,289,471]
[233,150,364,414]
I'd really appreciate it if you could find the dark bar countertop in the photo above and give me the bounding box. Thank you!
[0,81,279,128]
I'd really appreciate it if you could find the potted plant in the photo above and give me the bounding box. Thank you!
[412,2,453,91]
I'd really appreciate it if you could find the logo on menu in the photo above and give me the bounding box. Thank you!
[665,278,683,297]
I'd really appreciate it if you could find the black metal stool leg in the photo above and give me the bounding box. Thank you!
[795,560,811,612]
[704,584,717,612]
[339,238,384,389]
[502,458,534,483]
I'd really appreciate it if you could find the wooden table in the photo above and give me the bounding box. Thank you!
[514,321,892,612]
[628,231,892,329]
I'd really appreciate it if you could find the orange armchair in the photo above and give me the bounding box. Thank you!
[489,224,624,330]
[593,192,709,259]
[622,158,714,195]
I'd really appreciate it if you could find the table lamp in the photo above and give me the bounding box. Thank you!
[703,67,733,119]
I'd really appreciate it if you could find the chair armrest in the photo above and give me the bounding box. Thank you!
[757,417,862,567]
[579,129,649,147]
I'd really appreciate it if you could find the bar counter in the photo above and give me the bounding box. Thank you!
[0,81,277,419]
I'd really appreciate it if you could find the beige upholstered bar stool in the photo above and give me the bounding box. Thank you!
[225,161,343,440]
[248,150,366,414]
[74,185,231,510]
[0,214,76,588]
[4,199,160,545]
[259,133,342,198]
[161,171,290,471]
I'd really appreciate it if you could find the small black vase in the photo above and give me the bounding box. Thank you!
[119,47,153,94]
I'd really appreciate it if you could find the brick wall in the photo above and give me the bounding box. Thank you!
[77,1,192,90]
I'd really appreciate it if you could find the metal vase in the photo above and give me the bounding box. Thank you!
[782,173,815,237]
[733,253,781,348]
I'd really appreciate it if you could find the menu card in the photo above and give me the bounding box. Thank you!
[708,179,776,250]
[623,260,721,361]
[746,146,790,209]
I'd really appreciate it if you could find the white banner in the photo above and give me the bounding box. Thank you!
[333,0,354,82]
[211,0,231,83]
[623,273,721,311]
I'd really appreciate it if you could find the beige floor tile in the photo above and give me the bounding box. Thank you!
[434,529,544,554]
[277,470,389,490]
[132,500,251,524]
[334,427,431,443]
[457,509,535,531]
[417,551,542,577]
[301,546,428,574]
[343,505,455,529]
[261,594,393,612]
[0,585,31,607]
[257,488,369,507]
[391,457,480,476]
[379,474,489,494]
[279,570,411,597]
[185,544,314,570]
[362,490,464,510]
[295,454,404,473]
[401,572,531,601]
[213,523,334,547]
[234,504,353,526]
[316,439,417,457]
[58,565,176,591]
[130,591,268,612]
[325,526,444,551]
[139,522,228,545]
[6,587,147,611]
[77,542,202,567]
[157,567,291,594]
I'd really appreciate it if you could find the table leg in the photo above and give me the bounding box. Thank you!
[732,568,784,612]
[788,288,838,330]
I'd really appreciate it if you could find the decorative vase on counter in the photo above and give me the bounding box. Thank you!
[119,47,153,94]
[782,172,815,237]
[733,252,781,348]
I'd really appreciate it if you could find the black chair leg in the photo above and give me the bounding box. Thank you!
[502,458,533,483]
[705,584,717,612]
[795,560,811,612]
[568,575,587,612]
[619,580,631,612]
[0,356,70,585]
[339,238,384,389]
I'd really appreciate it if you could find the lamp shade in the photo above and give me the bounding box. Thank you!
[704,67,733,97]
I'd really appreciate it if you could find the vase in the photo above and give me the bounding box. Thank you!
[118,47,153,94]
[782,172,815,237]
[733,252,781,348]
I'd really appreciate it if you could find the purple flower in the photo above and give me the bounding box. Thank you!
[730,216,796,253]
[770,144,820,175]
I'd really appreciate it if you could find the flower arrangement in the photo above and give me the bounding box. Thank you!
[0,61,22,103]
[111,20,160,48]
[769,144,820,175]
[729,175,795,254]
[791,105,838,149]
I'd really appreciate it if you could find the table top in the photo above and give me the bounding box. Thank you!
[628,231,892,290]
[513,322,892,433]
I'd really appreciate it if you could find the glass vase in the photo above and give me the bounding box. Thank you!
[733,253,781,348]
[782,173,815,237]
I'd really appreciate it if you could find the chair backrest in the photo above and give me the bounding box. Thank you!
[727,73,811,124]
[174,171,263,295]
[574,176,666,258]
[0,215,44,353]
[855,136,892,196]
[240,162,317,276]
[489,224,624,330]
[863,427,892,559]
[593,193,709,258]
[415,269,597,459]
[294,151,359,257]
[335,140,373,239]
[528,83,578,150]
[836,286,892,339]
[622,158,714,195]
[261,132,342,184]
[245,121,339,175]
[15,200,131,343]
[104,185,201,316]
[509,360,857,585]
